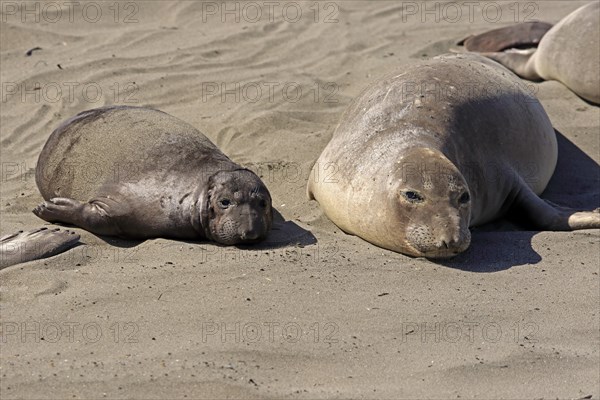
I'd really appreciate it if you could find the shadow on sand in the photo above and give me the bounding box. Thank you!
[84,208,316,253]
[441,129,599,272]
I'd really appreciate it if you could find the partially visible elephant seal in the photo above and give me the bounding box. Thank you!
[0,227,79,269]
[463,2,599,104]
[459,21,553,52]
[307,53,600,259]
[33,106,273,245]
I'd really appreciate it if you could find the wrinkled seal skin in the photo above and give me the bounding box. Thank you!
[471,2,599,104]
[307,53,600,259]
[34,106,273,245]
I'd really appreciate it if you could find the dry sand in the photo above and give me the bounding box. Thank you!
[1,1,598,398]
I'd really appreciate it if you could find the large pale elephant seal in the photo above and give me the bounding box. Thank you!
[32,106,273,244]
[307,53,600,259]
[462,2,599,104]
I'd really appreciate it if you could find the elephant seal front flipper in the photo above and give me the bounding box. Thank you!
[0,227,80,269]
[33,197,119,237]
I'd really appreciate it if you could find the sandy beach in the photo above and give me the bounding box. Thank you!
[1,1,598,398]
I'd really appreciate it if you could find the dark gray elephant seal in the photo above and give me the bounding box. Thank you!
[307,53,600,259]
[463,2,599,104]
[33,106,273,245]
[0,227,79,269]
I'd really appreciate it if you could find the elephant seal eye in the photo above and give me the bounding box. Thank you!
[219,199,231,209]
[459,192,470,204]
[404,191,424,203]
[259,199,267,209]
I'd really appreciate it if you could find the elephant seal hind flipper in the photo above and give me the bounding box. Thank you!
[0,227,80,268]
[465,2,600,104]
[460,21,553,52]
[511,184,600,231]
